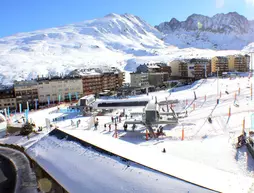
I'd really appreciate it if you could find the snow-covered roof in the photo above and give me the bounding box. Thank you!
[26,129,216,193]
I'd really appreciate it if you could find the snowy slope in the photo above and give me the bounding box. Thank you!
[156,12,254,50]
[0,13,165,85]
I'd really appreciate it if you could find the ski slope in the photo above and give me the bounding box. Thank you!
[1,77,254,192]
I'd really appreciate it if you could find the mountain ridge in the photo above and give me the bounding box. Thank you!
[155,12,254,50]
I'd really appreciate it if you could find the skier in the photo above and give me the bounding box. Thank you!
[132,124,136,131]
[125,114,128,119]
[124,124,128,131]
[109,124,111,132]
[111,116,114,123]
[104,124,106,131]
[94,121,98,130]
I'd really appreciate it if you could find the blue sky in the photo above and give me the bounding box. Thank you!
[0,0,254,37]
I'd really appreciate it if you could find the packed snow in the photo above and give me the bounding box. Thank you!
[26,129,216,193]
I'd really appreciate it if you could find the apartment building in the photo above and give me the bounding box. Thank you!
[228,55,250,72]
[14,80,38,111]
[71,67,125,95]
[191,58,211,79]
[37,76,83,105]
[178,61,189,77]
[148,72,169,87]
[130,73,149,87]
[158,63,172,76]
[169,60,181,77]
[0,86,16,110]
[211,56,229,76]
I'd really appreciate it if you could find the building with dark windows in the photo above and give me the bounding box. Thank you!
[0,86,16,110]
[14,80,38,111]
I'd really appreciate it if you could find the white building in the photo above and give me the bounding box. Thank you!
[169,61,181,77]
[37,77,83,105]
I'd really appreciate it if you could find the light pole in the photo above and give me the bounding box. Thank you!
[217,67,219,98]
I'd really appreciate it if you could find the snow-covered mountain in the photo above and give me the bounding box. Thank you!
[155,12,254,50]
[0,12,253,85]
[0,13,166,85]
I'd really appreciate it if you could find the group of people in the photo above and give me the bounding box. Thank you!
[71,119,81,128]
[104,122,118,132]
[111,115,121,123]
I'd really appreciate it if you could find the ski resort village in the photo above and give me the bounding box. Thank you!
[0,10,254,193]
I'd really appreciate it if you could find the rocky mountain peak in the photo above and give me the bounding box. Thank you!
[156,12,252,34]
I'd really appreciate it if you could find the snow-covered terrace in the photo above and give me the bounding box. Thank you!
[26,129,216,193]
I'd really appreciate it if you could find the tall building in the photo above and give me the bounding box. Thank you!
[71,67,124,95]
[0,86,16,111]
[14,80,38,111]
[178,61,189,77]
[148,72,169,87]
[130,73,149,87]
[37,76,83,105]
[190,58,211,79]
[211,56,229,76]
[234,55,250,72]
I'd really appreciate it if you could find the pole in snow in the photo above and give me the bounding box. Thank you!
[7,107,10,117]
[181,127,184,141]
[115,125,118,138]
[27,101,29,112]
[19,103,22,113]
[58,94,61,104]
[69,93,71,102]
[75,92,78,100]
[228,106,231,117]
[47,96,50,107]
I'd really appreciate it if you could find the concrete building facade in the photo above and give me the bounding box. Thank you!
[71,68,124,95]
[148,72,169,87]
[190,58,211,79]
[14,80,38,111]
[0,86,16,110]
[211,56,229,76]
[37,77,83,105]
[130,73,149,87]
